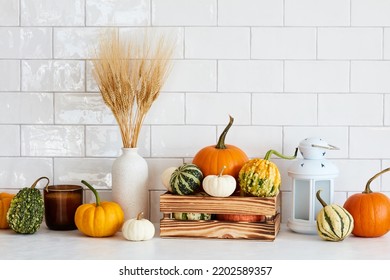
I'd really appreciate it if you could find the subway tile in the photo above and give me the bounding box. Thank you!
[54,158,114,188]
[0,158,53,188]
[351,61,390,93]
[22,60,85,92]
[185,27,250,59]
[151,126,216,157]
[21,125,84,157]
[0,125,20,156]
[216,125,282,159]
[162,60,216,92]
[281,191,292,223]
[55,93,114,124]
[285,61,350,93]
[21,0,85,26]
[186,93,251,125]
[86,61,99,92]
[144,92,185,125]
[0,28,52,59]
[384,95,390,126]
[218,0,283,26]
[86,0,150,26]
[350,127,390,158]
[285,0,350,26]
[351,0,390,26]
[149,189,165,223]
[218,60,283,92]
[252,93,317,125]
[0,92,53,124]
[318,94,383,126]
[251,27,316,59]
[152,0,216,26]
[85,125,150,158]
[283,126,349,159]
[380,160,390,192]
[384,28,390,59]
[0,0,19,26]
[0,60,20,91]
[318,28,382,60]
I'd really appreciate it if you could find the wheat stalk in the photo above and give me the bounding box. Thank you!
[92,30,174,148]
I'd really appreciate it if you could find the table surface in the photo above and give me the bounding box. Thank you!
[2,223,390,260]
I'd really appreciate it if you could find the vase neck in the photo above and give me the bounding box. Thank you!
[121,147,139,155]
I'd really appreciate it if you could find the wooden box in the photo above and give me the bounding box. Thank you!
[159,192,281,241]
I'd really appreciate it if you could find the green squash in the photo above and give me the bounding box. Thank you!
[173,212,212,220]
[7,177,48,234]
[170,163,203,195]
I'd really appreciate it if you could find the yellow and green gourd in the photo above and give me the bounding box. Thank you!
[316,190,354,242]
[239,149,297,197]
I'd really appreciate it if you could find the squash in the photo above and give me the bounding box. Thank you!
[192,115,248,191]
[74,180,124,237]
[239,148,298,197]
[316,190,354,242]
[202,166,236,197]
[7,177,47,234]
[170,163,203,195]
[122,212,155,241]
[161,167,177,192]
[0,192,15,229]
[173,212,212,220]
[343,168,390,237]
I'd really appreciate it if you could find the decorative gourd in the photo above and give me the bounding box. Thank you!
[0,192,15,229]
[173,212,212,220]
[122,212,155,241]
[7,177,47,234]
[316,190,354,242]
[170,163,203,195]
[203,166,236,197]
[239,149,298,197]
[343,168,390,237]
[74,180,124,237]
[192,115,248,191]
[161,167,177,193]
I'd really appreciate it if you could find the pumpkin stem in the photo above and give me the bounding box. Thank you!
[219,166,227,177]
[81,180,100,207]
[364,167,390,194]
[316,190,327,207]
[137,212,144,220]
[215,115,234,149]
[264,148,298,161]
[30,176,50,190]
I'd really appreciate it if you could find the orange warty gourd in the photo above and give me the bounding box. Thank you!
[75,180,124,237]
[0,193,15,229]
[192,115,248,191]
[343,168,390,238]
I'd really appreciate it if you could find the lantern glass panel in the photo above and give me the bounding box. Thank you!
[294,180,310,220]
[315,180,331,217]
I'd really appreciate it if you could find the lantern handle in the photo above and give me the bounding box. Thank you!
[311,144,339,150]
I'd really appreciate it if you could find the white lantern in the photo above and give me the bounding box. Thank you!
[287,138,339,234]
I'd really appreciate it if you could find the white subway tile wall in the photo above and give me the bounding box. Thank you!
[1,0,390,223]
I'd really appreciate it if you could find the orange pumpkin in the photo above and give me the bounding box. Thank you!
[343,168,390,237]
[0,192,15,229]
[192,115,248,191]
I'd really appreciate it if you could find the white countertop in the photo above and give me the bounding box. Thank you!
[2,223,390,260]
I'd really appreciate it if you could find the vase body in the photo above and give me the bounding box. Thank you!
[111,148,149,221]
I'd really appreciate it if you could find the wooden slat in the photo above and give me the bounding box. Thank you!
[160,192,280,216]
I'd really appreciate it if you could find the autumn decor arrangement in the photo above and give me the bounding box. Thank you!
[343,168,390,238]
[92,30,174,221]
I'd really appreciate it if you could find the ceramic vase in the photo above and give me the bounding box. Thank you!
[111,147,149,221]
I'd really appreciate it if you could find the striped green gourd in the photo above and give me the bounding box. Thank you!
[170,163,203,195]
[316,190,354,242]
[173,213,212,220]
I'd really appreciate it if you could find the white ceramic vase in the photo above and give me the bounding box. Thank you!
[111,147,149,221]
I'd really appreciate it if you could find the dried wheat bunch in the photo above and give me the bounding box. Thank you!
[92,30,174,148]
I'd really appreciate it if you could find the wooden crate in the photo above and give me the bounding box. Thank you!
[160,192,281,241]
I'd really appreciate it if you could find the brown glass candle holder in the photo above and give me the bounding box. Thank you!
[44,185,83,230]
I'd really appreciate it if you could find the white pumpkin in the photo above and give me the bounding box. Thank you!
[122,212,155,241]
[202,166,236,197]
[161,167,177,192]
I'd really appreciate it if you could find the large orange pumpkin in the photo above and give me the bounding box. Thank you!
[0,192,15,229]
[192,115,248,191]
[343,168,390,238]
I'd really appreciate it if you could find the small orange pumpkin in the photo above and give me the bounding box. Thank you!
[192,115,248,191]
[75,180,124,237]
[343,168,390,237]
[0,192,15,229]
